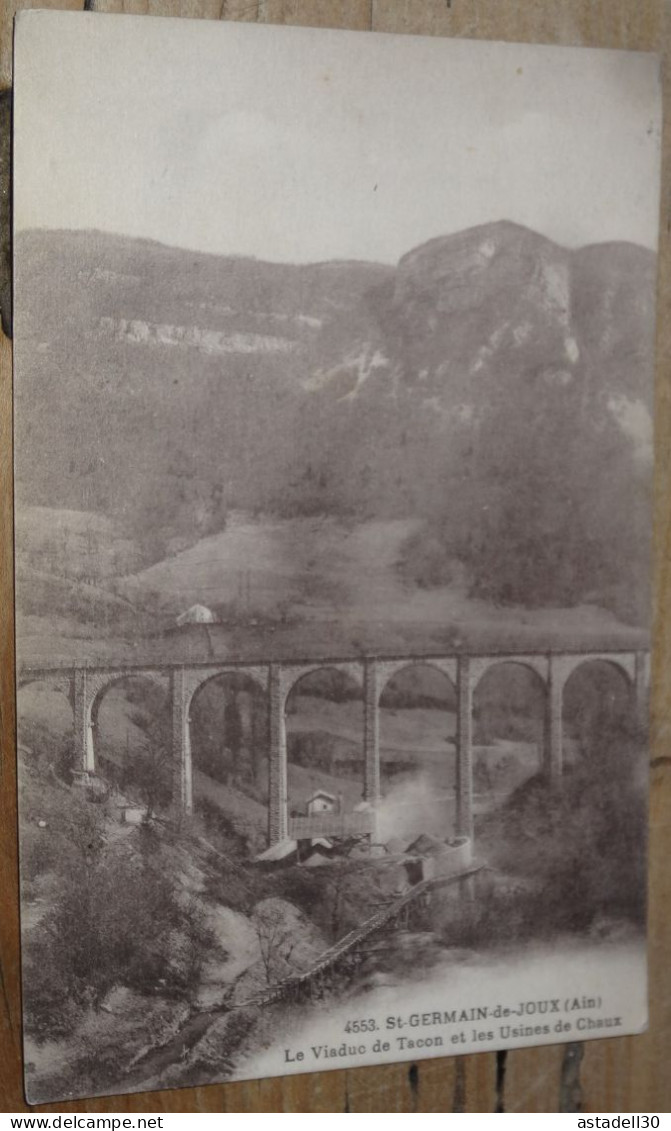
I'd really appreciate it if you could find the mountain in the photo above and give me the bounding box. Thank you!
[13,222,657,620]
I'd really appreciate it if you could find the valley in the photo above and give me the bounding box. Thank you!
[12,218,653,1100]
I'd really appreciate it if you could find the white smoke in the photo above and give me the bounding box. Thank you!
[374,774,453,847]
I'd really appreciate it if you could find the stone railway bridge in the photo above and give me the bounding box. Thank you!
[17,647,649,846]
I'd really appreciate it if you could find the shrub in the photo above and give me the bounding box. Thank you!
[23,833,217,1043]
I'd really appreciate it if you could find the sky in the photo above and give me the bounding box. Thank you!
[13,11,663,264]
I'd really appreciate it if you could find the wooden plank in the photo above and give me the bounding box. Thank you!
[0,327,22,1112]
[372,0,663,50]
[1,0,669,1113]
[504,1047,566,1113]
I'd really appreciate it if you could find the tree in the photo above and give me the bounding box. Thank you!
[400,363,648,622]
[251,899,299,986]
[319,844,388,939]
[24,839,218,1041]
[123,710,173,819]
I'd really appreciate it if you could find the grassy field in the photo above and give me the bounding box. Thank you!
[125,510,638,639]
[15,506,647,666]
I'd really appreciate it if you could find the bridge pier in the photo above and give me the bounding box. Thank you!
[635,650,649,728]
[456,656,473,840]
[73,669,95,778]
[363,659,381,808]
[268,664,288,845]
[545,655,564,783]
[171,668,193,815]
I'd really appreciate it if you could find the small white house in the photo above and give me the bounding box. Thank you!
[306,790,338,815]
[176,603,215,626]
[120,806,146,826]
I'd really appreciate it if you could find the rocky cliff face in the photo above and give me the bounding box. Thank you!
[14,221,655,451]
[301,222,654,473]
[381,221,652,418]
[392,223,575,386]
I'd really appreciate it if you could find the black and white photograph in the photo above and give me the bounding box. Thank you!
[12,13,662,1104]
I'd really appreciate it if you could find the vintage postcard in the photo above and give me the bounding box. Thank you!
[13,12,661,1103]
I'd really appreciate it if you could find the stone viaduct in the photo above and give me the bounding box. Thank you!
[17,648,649,846]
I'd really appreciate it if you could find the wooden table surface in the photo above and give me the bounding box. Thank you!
[1,0,670,1114]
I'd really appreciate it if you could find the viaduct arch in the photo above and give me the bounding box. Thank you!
[17,647,648,846]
